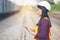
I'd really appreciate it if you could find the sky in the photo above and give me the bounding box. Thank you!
[8,0,38,6]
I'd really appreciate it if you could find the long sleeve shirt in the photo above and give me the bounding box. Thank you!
[35,18,51,40]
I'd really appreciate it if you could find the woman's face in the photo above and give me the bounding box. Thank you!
[37,8,42,16]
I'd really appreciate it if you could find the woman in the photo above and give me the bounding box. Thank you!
[25,1,52,40]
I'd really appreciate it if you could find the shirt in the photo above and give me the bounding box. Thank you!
[35,18,51,40]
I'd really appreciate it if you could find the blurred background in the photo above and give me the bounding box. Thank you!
[0,0,60,40]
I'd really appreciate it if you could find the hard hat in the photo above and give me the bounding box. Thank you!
[38,1,51,11]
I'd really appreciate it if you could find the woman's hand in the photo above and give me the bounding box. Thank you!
[25,26,36,36]
[25,26,28,30]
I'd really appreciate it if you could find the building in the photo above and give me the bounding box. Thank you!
[0,0,19,14]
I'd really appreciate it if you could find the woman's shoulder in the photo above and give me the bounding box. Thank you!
[40,17,51,25]
[41,17,49,22]
[41,17,51,26]
[37,17,50,26]
[43,17,49,20]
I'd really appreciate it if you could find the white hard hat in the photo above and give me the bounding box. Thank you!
[38,1,51,11]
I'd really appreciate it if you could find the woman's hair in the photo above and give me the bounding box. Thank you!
[37,5,51,27]
[37,5,49,20]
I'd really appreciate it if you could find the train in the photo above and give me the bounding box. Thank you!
[0,0,20,14]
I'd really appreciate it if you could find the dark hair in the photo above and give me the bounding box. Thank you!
[37,5,49,20]
[37,5,51,27]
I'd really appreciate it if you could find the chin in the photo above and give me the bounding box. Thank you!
[37,14,40,16]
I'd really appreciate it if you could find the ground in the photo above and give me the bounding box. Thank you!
[0,6,60,40]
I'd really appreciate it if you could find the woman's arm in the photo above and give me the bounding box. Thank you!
[25,27,36,35]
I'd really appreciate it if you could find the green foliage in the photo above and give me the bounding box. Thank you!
[51,4,60,12]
